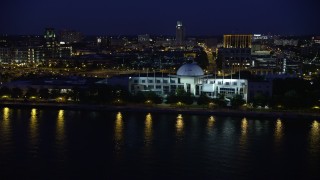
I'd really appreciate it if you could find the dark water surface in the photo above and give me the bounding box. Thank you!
[0,107,319,179]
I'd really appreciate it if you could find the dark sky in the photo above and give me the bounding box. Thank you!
[1,0,320,35]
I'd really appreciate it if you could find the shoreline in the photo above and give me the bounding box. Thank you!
[0,102,319,120]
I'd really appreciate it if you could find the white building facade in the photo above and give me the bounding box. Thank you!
[129,63,248,101]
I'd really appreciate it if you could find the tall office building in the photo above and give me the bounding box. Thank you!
[60,30,83,44]
[217,34,253,71]
[223,34,252,48]
[175,21,185,45]
[44,28,57,59]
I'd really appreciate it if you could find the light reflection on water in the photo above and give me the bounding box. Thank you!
[176,114,184,137]
[240,117,248,147]
[0,108,319,179]
[144,113,153,145]
[1,107,10,142]
[56,110,65,142]
[3,107,10,121]
[207,116,215,128]
[274,118,283,145]
[114,112,123,152]
[241,118,248,135]
[309,120,320,155]
[29,108,38,149]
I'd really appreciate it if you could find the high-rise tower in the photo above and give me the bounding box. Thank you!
[223,34,252,48]
[175,21,184,45]
[217,34,253,71]
[44,28,57,59]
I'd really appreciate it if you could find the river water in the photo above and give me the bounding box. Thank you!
[0,107,319,179]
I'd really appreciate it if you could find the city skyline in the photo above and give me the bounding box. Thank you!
[1,0,320,36]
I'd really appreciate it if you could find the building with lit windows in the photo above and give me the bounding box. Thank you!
[217,34,253,71]
[59,30,83,44]
[223,34,252,48]
[44,28,57,59]
[176,21,185,45]
[128,63,248,101]
[12,47,44,63]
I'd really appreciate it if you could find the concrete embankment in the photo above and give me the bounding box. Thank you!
[0,102,319,120]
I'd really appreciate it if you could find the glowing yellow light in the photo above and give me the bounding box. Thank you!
[207,116,215,128]
[177,102,184,107]
[208,102,215,108]
[56,110,65,141]
[241,117,248,135]
[1,108,10,140]
[176,114,184,134]
[239,117,249,148]
[146,113,152,128]
[115,112,123,144]
[31,108,37,117]
[275,118,283,143]
[3,107,9,121]
[312,120,319,130]
[2,107,10,128]
[312,106,320,109]
[30,108,38,145]
[309,120,320,154]
[310,120,319,139]
[145,113,153,144]
[1,95,9,99]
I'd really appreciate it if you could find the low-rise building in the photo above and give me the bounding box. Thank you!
[128,63,248,101]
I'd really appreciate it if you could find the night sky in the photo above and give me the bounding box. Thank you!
[1,0,320,35]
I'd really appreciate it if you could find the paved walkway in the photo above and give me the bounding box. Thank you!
[1,101,319,120]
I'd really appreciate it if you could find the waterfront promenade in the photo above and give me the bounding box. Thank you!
[0,101,319,120]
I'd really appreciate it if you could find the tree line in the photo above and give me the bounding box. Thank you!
[0,85,245,108]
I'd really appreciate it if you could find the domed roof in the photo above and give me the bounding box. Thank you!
[176,63,204,76]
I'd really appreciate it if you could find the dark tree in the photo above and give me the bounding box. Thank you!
[112,86,131,103]
[11,87,23,99]
[253,92,268,107]
[71,87,81,102]
[212,93,227,107]
[38,88,50,99]
[96,85,114,103]
[272,78,318,109]
[283,90,302,108]
[197,94,210,105]
[166,92,178,104]
[78,88,90,103]
[144,91,162,104]
[175,88,194,105]
[0,86,11,97]
[195,51,209,69]
[231,94,245,108]
[24,87,38,98]
[132,91,147,103]
[131,91,162,104]
[50,89,61,99]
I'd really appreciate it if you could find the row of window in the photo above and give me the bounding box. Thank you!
[216,82,246,86]
[219,88,236,95]
[134,79,246,87]
[133,79,179,84]
[133,84,185,91]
